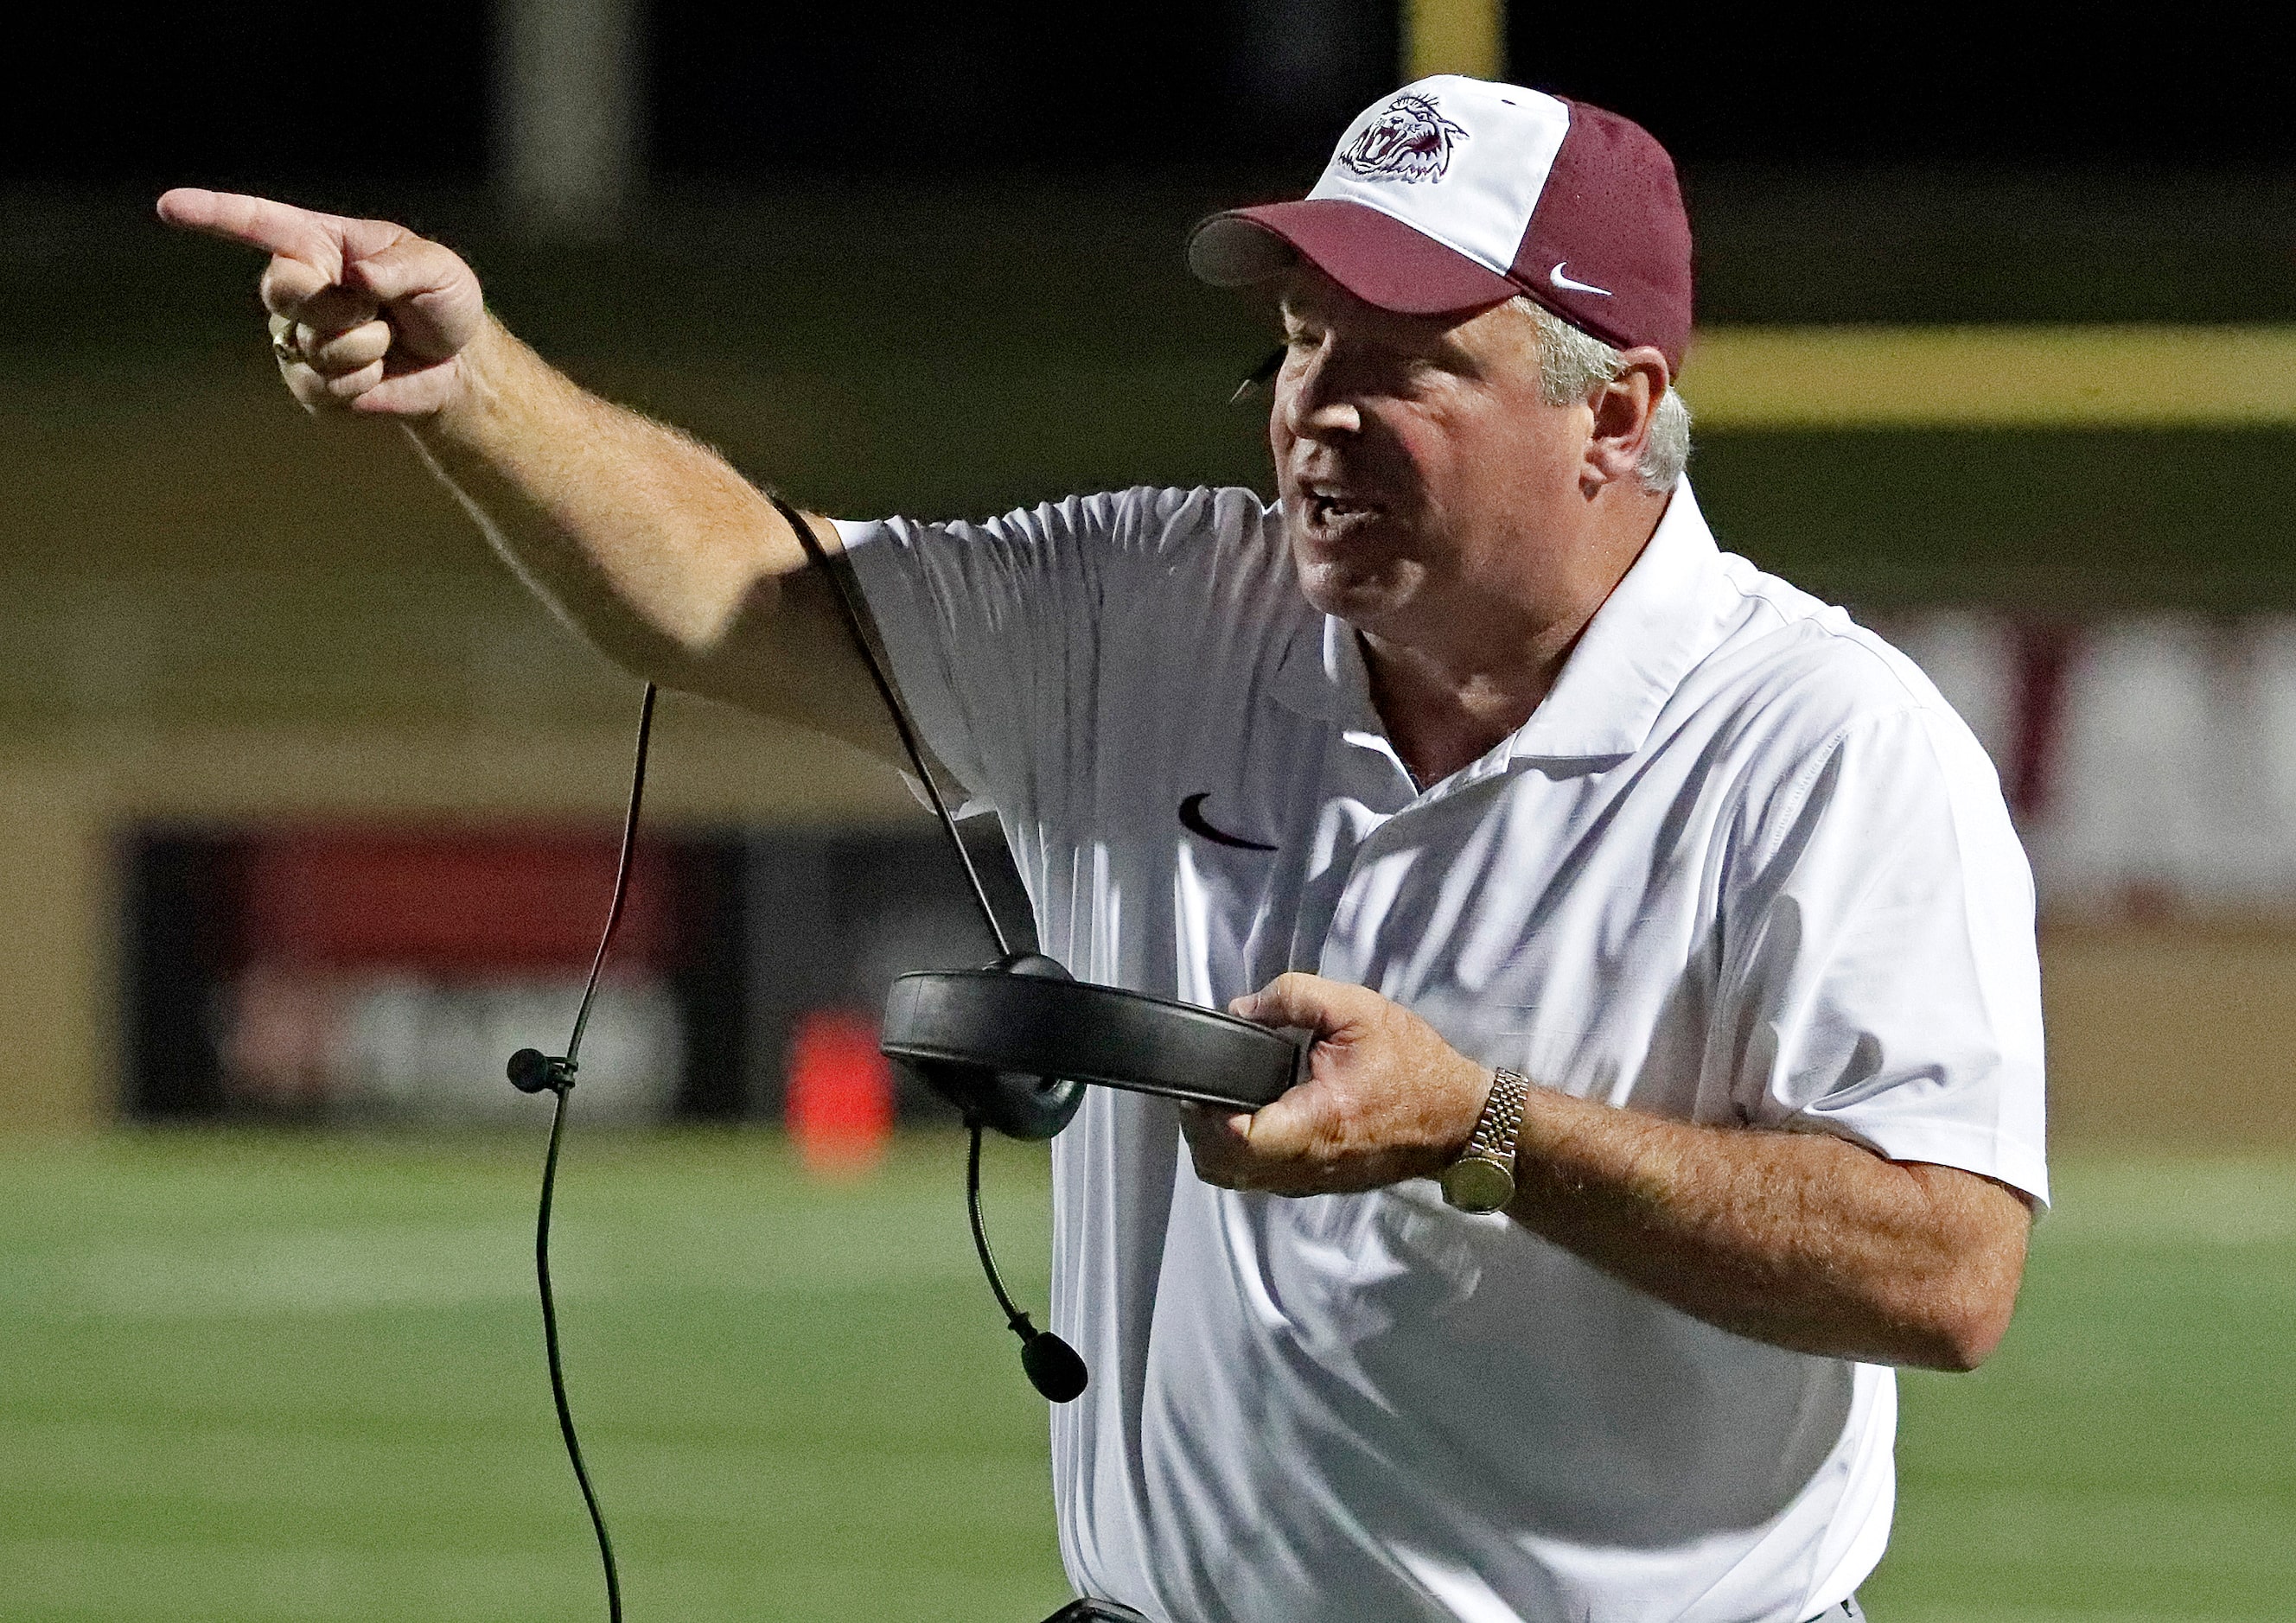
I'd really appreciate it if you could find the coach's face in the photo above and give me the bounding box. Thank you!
[1269,269,1642,649]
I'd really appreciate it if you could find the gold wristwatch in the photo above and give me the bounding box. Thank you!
[1438,1068,1529,1214]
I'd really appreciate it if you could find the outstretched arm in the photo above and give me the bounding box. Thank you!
[1183,973,2033,1371]
[156,188,898,755]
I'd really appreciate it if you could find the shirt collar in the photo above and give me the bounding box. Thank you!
[1507,477,1728,763]
[1272,608,1378,729]
[1271,478,1730,766]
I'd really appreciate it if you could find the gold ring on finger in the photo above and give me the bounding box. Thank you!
[271,321,300,368]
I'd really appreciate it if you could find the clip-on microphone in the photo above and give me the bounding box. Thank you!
[502,684,658,1623]
[502,496,1305,1620]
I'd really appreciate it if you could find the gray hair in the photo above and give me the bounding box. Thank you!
[1512,296,1691,494]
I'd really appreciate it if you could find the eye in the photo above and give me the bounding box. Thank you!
[1278,313,1323,351]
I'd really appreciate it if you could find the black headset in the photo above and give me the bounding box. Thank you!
[503,493,1302,1621]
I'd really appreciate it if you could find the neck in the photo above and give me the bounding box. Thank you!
[1362,493,1668,787]
[1361,624,1572,788]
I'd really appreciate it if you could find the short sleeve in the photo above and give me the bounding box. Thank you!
[1715,705,2050,1206]
[834,488,1183,812]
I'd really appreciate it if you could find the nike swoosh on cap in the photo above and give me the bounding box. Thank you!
[1549,262,1613,296]
[1179,792,1278,852]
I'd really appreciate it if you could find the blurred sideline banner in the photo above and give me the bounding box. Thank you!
[117,819,1024,1129]
[124,826,743,1124]
[1885,611,2296,917]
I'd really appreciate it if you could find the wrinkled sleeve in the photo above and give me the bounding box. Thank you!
[834,489,1166,812]
[1715,705,2050,1206]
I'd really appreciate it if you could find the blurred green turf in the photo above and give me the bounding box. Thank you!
[0,1130,1073,1623]
[0,1134,2289,1622]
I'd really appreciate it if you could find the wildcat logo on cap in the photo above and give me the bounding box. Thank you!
[1336,92,1469,183]
[1189,78,1693,372]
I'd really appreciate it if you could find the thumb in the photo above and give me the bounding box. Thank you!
[345,234,469,304]
[345,236,484,360]
[1228,971,1366,1039]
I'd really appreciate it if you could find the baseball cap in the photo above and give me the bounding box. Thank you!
[1189,76,1693,377]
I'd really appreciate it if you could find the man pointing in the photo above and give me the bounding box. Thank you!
[164,76,2044,1623]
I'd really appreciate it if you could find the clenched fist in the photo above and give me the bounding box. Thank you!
[157,189,486,418]
[1183,972,1496,1197]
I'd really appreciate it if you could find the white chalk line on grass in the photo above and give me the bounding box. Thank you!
[0,1536,598,1623]
[0,1536,1062,1623]
[0,1416,1052,1531]
[0,1200,1047,1322]
[2040,1166,2296,1247]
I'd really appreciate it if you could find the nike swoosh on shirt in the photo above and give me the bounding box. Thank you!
[1179,792,1278,851]
[1548,262,1613,296]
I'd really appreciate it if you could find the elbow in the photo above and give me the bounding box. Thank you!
[1914,1297,2012,1372]
[570,558,789,697]
[583,602,760,698]
[597,628,709,691]
[1873,1290,2010,1372]
[1897,1247,2026,1372]
[1885,1164,2034,1372]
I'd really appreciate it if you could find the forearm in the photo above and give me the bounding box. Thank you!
[1504,1086,2029,1369]
[406,316,802,683]
[1201,975,2031,1370]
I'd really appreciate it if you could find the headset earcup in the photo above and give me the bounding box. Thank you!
[946,952,1085,1140]
[889,951,1088,1139]
[907,1059,1084,1141]
[881,958,1300,1114]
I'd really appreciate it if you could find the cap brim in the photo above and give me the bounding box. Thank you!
[1188,199,1518,317]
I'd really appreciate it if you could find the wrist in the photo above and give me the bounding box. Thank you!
[1445,1063,1497,1159]
[418,313,511,444]
[1439,1066,1529,1214]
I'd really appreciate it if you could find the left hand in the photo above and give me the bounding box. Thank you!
[1183,972,1494,1196]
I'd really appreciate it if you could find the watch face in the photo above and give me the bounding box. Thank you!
[1441,1156,1515,1214]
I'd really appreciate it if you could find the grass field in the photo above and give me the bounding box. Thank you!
[1,1131,2290,1622]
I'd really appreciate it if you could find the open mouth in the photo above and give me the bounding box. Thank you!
[1303,487,1382,531]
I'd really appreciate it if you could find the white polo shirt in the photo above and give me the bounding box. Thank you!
[839,481,2048,1623]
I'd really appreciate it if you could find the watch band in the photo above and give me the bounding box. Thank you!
[1440,1067,1530,1213]
[1466,1068,1528,1162]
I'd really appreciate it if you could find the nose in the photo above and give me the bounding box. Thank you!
[1277,337,1362,439]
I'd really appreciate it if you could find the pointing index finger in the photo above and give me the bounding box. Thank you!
[156,188,341,275]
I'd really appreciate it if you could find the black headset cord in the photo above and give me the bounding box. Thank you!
[502,500,1085,1621]
[764,493,1083,1403]
[506,680,656,1623]
[765,494,1011,957]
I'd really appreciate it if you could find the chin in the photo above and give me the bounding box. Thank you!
[1295,557,1415,628]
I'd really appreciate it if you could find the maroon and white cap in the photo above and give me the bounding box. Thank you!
[1189,76,1693,377]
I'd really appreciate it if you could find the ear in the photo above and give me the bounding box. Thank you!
[1581,347,1671,495]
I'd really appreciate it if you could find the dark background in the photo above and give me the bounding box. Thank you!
[8,3,2293,191]
[5,2,2296,732]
